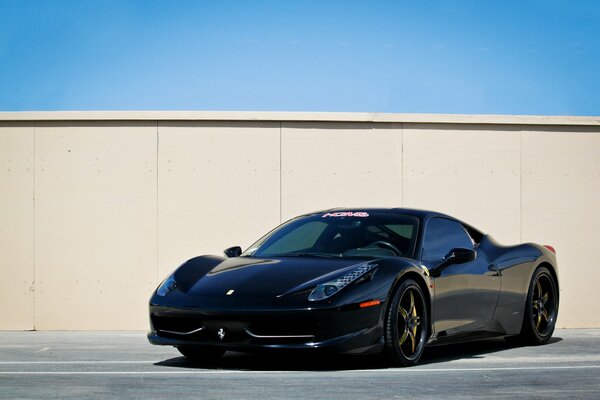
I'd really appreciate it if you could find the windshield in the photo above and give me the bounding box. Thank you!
[243,211,420,259]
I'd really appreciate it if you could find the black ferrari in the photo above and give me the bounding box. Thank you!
[148,208,559,366]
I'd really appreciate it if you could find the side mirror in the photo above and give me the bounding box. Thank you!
[224,246,242,258]
[430,248,476,277]
[445,247,476,264]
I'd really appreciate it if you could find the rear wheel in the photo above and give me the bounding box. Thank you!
[517,266,558,345]
[177,345,225,361]
[384,279,428,366]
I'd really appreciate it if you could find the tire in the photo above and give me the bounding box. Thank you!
[518,266,559,345]
[384,279,429,366]
[177,345,225,361]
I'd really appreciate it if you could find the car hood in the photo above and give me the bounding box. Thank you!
[178,256,372,298]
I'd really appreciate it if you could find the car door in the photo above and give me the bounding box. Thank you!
[420,217,501,335]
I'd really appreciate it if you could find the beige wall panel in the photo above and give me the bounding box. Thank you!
[403,125,521,244]
[0,124,34,329]
[521,128,600,328]
[157,122,280,279]
[34,122,157,329]
[0,114,597,330]
[281,123,403,220]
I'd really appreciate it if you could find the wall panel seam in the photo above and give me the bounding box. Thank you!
[279,121,282,224]
[32,121,36,330]
[401,123,404,207]
[156,121,159,284]
[519,125,523,243]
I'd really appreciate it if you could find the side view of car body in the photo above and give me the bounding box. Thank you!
[148,208,559,366]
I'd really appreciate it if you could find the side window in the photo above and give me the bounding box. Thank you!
[421,218,473,261]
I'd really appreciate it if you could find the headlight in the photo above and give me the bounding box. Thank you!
[156,274,178,296]
[308,262,377,301]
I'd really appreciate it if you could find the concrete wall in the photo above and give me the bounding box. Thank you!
[0,112,598,330]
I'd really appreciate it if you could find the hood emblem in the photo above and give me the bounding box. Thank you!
[226,289,235,295]
[217,328,226,341]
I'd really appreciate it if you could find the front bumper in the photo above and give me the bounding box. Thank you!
[148,304,385,354]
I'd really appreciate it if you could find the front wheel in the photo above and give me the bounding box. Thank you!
[384,279,429,366]
[518,266,559,345]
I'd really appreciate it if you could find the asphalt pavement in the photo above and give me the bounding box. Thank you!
[1,329,599,399]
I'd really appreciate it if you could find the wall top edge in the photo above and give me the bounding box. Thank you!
[0,111,599,126]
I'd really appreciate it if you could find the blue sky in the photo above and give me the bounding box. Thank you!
[0,0,598,115]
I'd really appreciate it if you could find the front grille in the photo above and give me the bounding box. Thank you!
[246,315,318,337]
[151,311,320,344]
[152,315,203,335]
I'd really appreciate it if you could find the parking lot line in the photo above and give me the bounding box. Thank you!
[0,360,152,364]
[1,364,599,375]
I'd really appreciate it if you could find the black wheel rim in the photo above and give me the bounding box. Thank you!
[532,273,556,336]
[397,286,424,360]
